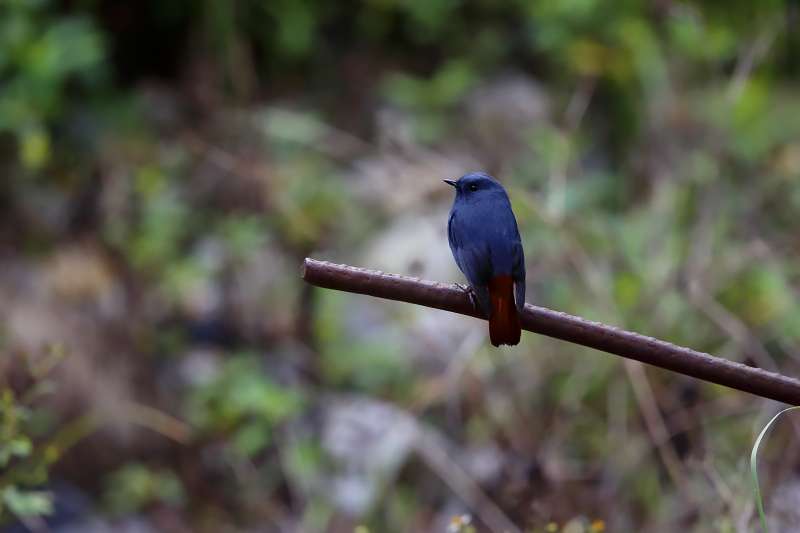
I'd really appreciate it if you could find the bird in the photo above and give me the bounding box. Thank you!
[444,172,526,346]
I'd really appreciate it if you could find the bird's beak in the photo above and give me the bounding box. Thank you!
[443,179,457,187]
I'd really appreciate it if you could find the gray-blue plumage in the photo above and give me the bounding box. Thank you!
[445,172,526,316]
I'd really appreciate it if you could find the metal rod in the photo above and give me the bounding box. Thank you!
[301,258,800,406]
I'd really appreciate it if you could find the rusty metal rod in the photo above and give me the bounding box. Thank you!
[301,258,800,405]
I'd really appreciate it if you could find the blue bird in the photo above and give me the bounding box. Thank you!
[444,172,526,346]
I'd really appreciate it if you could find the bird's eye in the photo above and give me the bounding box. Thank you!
[469,184,479,192]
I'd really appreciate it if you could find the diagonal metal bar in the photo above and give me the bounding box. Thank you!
[301,258,800,406]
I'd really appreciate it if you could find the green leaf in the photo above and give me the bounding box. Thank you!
[0,436,32,467]
[103,463,186,515]
[19,123,50,170]
[234,420,272,456]
[1,486,54,518]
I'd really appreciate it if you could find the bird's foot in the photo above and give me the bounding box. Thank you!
[455,283,478,310]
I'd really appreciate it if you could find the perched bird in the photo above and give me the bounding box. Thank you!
[445,172,526,346]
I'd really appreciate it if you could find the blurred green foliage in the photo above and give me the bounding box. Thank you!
[103,462,186,515]
[0,350,64,525]
[1,0,800,531]
[0,391,55,523]
[0,0,106,170]
[187,356,306,457]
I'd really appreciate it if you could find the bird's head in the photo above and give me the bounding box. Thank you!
[444,172,506,200]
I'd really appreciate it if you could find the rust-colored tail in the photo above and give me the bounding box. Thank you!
[487,275,521,346]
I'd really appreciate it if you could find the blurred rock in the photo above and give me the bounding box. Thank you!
[322,397,419,515]
[768,477,800,533]
[360,209,455,282]
[467,72,551,128]
[466,72,552,167]
[176,347,223,387]
[351,105,480,215]
[374,107,415,153]
[351,151,472,215]
[459,443,505,486]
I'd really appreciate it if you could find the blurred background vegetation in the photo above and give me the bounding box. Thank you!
[2,0,800,531]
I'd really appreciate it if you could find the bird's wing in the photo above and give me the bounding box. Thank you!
[449,208,493,316]
[447,211,465,273]
[511,240,526,312]
[456,246,493,316]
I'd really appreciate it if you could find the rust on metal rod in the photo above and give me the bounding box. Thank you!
[301,258,800,406]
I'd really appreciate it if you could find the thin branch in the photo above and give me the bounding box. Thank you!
[301,258,800,406]
[727,20,779,103]
[623,359,693,503]
[416,426,522,533]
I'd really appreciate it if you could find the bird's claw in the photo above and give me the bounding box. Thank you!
[455,283,478,310]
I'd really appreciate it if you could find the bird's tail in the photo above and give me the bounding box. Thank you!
[488,275,521,346]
